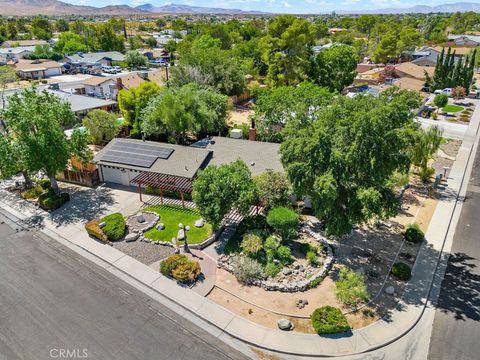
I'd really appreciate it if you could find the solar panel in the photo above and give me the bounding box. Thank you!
[100,140,175,168]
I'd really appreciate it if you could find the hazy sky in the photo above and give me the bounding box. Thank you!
[62,0,460,13]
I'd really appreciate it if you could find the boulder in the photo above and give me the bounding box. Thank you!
[194,219,205,228]
[385,286,395,295]
[282,268,292,276]
[125,232,139,242]
[157,223,165,230]
[277,319,294,331]
[98,222,106,228]
[136,213,145,223]
[177,229,185,240]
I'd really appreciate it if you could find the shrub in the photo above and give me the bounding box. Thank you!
[22,185,45,200]
[276,245,292,264]
[240,232,263,255]
[232,255,265,284]
[38,190,70,210]
[391,262,411,281]
[266,207,299,240]
[307,250,319,266]
[254,170,292,210]
[310,276,323,288]
[85,219,107,242]
[264,262,282,278]
[224,215,268,254]
[311,306,350,334]
[405,223,424,243]
[100,213,126,241]
[299,242,319,256]
[160,254,201,283]
[335,267,369,306]
[36,178,52,190]
[433,93,448,108]
[419,166,435,182]
[171,260,201,283]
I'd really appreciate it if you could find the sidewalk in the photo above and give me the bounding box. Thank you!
[1,103,479,356]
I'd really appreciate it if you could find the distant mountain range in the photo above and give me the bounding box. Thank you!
[339,2,480,14]
[0,0,479,16]
[135,3,266,14]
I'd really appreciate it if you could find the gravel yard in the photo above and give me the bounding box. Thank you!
[112,239,175,265]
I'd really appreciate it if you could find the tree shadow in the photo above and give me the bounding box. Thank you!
[48,185,116,227]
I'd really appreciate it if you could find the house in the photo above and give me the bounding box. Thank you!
[92,136,283,190]
[1,39,49,47]
[82,77,118,99]
[64,52,125,66]
[139,48,170,61]
[447,34,480,47]
[13,59,63,79]
[394,62,434,81]
[0,46,36,62]
[355,67,384,83]
[116,70,167,91]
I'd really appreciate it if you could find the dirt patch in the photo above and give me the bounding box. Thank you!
[228,108,253,126]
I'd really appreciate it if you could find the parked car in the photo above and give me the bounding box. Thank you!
[434,88,453,96]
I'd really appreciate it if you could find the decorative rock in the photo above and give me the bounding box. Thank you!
[194,219,205,228]
[98,222,106,229]
[136,213,145,223]
[125,232,139,242]
[177,229,185,240]
[277,319,294,331]
[385,286,395,295]
[157,223,165,230]
[282,268,292,276]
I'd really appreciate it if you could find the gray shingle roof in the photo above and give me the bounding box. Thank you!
[65,51,125,65]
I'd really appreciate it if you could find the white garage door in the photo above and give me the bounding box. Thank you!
[101,166,131,186]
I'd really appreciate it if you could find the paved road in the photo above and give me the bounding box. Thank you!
[0,213,251,360]
[428,140,480,360]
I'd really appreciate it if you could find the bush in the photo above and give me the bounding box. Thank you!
[100,213,126,241]
[224,215,268,254]
[264,262,282,278]
[405,223,424,243]
[22,185,45,199]
[171,261,201,283]
[266,207,299,240]
[335,267,369,306]
[299,242,319,256]
[36,178,52,190]
[307,250,319,266]
[276,245,292,264]
[419,166,435,182]
[160,254,201,283]
[232,255,265,284]
[38,189,70,210]
[433,93,448,108]
[254,170,292,210]
[391,262,411,281]
[311,306,350,334]
[240,232,263,255]
[85,219,107,242]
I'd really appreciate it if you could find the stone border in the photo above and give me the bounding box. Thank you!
[188,225,224,250]
[217,226,334,292]
[126,211,159,233]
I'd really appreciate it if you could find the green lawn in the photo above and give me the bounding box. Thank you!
[442,104,464,113]
[143,204,213,245]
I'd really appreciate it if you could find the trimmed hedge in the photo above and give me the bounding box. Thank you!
[391,262,411,281]
[85,219,107,243]
[266,207,299,240]
[405,223,424,243]
[38,190,70,210]
[160,254,201,283]
[311,306,350,334]
[100,213,126,241]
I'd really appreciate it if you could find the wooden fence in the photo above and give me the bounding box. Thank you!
[57,169,100,187]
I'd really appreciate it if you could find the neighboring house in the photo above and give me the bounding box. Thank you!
[355,67,384,82]
[82,77,118,99]
[13,59,63,79]
[410,46,472,67]
[448,34,480,46]
[356,63,381,74]
[394,62,434,81]
[139,48,170,61]
[0,46,36,61]
[47,89,117,116]
[64,52,125,66]
[92,136,282,188]
[116,70,167,91]
[1,39,48,47]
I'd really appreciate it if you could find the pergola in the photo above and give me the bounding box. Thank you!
[130,171,193,207]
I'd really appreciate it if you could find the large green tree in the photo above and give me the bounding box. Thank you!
[82,110,119,145]
[53,31,88,54]
[280,87,421,235]
[192,160,257,228]
[118,82,162,137]
[313,45,358,93]
[2,88,89,193]
[141,84,228,143]
[260,15,316,86]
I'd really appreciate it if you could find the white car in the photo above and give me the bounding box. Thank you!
[434,88,453,96]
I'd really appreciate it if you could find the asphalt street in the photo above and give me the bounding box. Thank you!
[428,139,480,360]
[0,212,251,360]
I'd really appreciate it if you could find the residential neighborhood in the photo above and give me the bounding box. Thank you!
[0,3,479,360]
